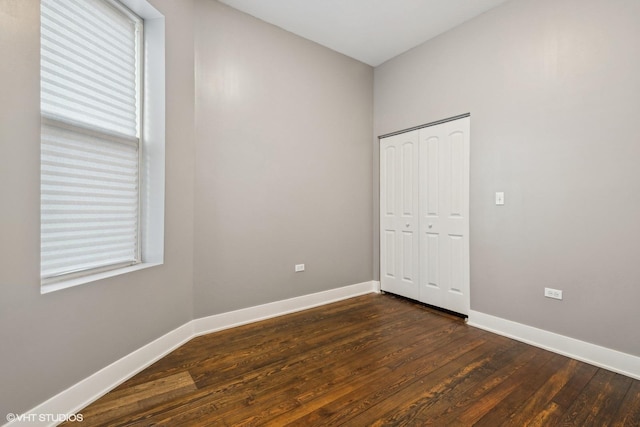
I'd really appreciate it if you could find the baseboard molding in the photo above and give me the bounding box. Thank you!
[372,280,381,293]
[5,281,378,427]
[4,322,194,427]
[468,310,640,380]
[192,281,379,336]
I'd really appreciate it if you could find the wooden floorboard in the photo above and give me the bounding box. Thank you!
[64,294,640,426]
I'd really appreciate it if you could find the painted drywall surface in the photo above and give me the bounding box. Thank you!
[193,0,374,316]
[0,0,195,415]
[374,0,640,356]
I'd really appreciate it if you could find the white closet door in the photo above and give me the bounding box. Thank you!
[419,118,470,315]
[380,131,420,300]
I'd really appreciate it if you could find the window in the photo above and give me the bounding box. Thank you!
[40,0,164,290]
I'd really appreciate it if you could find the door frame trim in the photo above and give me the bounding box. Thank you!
[378,113,470,139]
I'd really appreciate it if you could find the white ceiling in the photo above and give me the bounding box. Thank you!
[218,0,511,67]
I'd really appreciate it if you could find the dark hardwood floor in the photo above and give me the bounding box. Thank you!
[66,294,639,426]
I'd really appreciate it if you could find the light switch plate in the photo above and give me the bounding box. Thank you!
[495,192,505,205]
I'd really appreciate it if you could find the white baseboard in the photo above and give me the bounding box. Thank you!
[4,322,194,427]
[468,310,640,380]
[5,281,378,427]
[372,280,381,293]
[192,281,378,336]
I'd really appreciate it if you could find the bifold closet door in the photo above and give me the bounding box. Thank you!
[419,118,470,315]
[379,130,420,300]
[380,117,470,316]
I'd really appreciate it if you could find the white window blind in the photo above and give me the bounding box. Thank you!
[41,0,143,281]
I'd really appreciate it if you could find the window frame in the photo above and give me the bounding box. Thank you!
[40,0,165,294]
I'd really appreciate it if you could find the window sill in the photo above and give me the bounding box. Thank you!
[41,262,163,294]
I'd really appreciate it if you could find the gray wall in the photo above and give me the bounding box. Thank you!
[193,0,374,316]
[0,0,373,415]
[0,0,195,416]
[374,0,640,356]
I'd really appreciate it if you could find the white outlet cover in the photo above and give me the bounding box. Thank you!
[544,287,563,300]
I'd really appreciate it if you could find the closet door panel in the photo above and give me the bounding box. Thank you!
[419,118,470,315]
[380,131,419,300]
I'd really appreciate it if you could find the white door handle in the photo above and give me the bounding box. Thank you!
[428,223,433,228]
[405,223,410,227]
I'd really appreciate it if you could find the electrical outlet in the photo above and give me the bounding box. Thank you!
[544,287,563,300]
[295,264,305,272]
